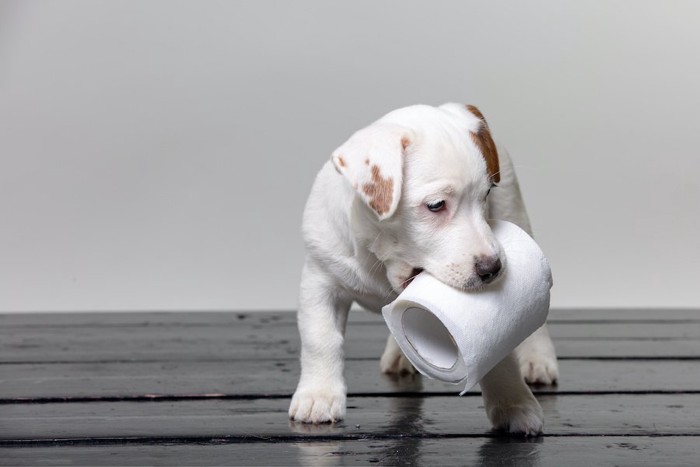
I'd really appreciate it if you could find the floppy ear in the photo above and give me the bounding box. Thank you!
[331,122,412,220]
[465,105,500,184]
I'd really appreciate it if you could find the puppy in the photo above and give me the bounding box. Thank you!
[289,103,558,436]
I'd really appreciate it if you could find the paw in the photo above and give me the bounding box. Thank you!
[516,345,559,385]
[516,331,559,385]
[289,385,346,424]
[486,396,544,437]
[380,335,417,374]
[380,346,417,375]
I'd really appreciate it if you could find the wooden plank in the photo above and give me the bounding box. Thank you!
[1,394,699,441]
[1,308,698,328]
[3,337,697,362]
[552,340,700,358]
[2,316,699,363]
[2,359,700,400]
[2,309,699,331]
[3,319,699,340]
[547,308,700,322]
[1,337,697,363]
[0,312,294,327]
[3,437,699,467]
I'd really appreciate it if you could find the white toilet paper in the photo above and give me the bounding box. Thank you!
[381,220,552,393]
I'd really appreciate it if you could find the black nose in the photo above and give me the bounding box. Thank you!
[475,256,502,284]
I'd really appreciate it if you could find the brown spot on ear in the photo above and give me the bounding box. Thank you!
[362,165,393,216]
[466,105,486,121]
[401,136,410,150]
[336,155,346,168]
[364,158,370,165]
[466,105,500,183]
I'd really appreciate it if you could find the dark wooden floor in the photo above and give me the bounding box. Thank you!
[1,309,699,466]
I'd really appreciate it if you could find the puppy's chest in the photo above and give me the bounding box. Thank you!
[352,288,397,314]
[346,258,397,312]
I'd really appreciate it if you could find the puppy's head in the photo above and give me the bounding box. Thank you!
[332,103,503,293]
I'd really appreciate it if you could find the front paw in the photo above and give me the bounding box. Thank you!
[289,385,346,424]
[486,396,544,437]
[516,342,559,385]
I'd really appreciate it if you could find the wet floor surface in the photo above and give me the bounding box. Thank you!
[1,309,699,466]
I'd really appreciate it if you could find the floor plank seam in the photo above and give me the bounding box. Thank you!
[2,356,700,365]
[2,432,700,448]
[3,389,700,405]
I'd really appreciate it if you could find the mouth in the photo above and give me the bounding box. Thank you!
[402,267,424,289]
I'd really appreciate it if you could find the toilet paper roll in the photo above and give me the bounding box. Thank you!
[381,220,552,394]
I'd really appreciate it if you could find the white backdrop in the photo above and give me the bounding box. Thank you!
[1,1,698,312]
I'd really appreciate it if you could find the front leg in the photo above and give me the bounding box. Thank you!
[289,260,351,423]
[479,352,544,436]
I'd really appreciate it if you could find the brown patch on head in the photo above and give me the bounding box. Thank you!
[401,136,411,151]
[364,158,370,165]
[362,165,394,216]
[466,105,500,184]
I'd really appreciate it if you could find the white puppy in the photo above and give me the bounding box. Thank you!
[289,103,558,436]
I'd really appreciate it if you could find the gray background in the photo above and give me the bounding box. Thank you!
[1,1,698,312]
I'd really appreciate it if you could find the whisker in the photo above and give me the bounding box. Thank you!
[367,232,385,275]
[368,258,384,275]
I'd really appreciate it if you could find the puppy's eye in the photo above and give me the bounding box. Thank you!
[426,200,446,212]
